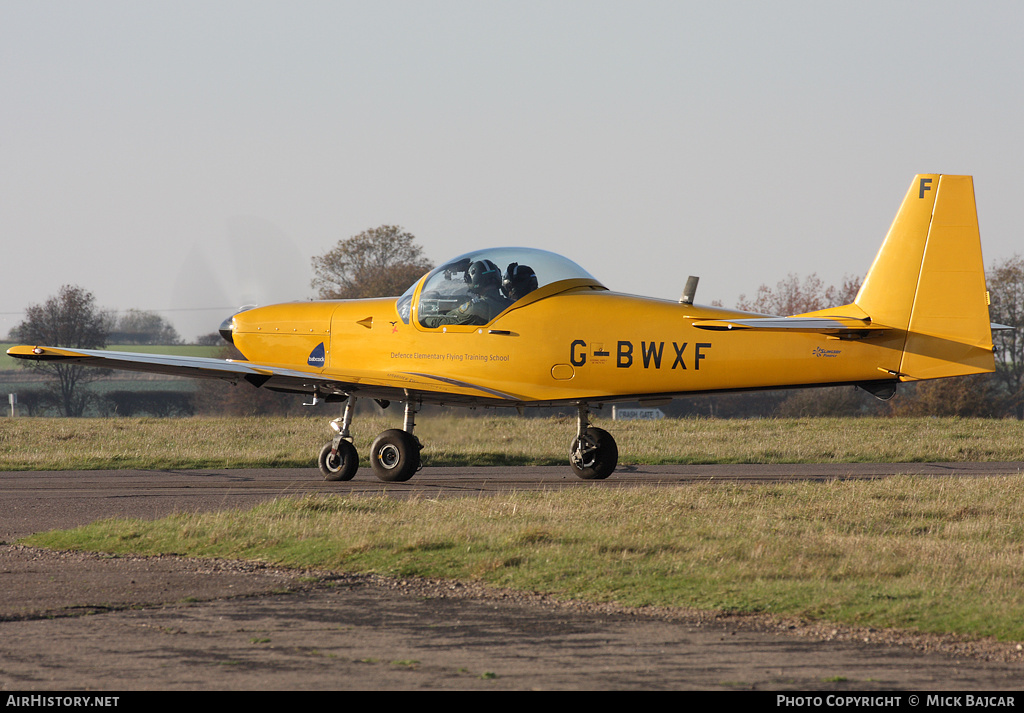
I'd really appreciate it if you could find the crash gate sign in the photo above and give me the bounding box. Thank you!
[612,407,665,420]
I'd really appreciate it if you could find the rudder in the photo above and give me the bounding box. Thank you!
[855,174,995,380]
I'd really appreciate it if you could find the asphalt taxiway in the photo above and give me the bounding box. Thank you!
[2,463,1023,690]
[5,461,1024,542]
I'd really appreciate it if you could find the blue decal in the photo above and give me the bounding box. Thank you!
[308,342,326,367]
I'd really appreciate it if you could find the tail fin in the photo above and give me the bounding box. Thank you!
[855,174,995,380]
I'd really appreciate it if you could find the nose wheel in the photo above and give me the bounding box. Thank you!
[318,439,358,481]
[318,397,359,481]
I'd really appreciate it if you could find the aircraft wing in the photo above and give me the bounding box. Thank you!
[691,316,890,335]
[5,345,523,404]
[6,345,325,384]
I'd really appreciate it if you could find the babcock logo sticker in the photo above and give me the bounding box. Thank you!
[308,342,326,367]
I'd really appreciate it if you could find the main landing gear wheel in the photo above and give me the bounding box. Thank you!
[316,395,424,483]
[370,428,422,482]
[318,440,358,481]
[570,426,618,480]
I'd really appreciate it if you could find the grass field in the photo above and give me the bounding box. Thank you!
[8,415,1024,645]
[3,414,1024,470]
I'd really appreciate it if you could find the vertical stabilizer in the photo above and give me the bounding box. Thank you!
[855,174,995,380]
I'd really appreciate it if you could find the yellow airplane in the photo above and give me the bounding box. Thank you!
[8,174,999,482]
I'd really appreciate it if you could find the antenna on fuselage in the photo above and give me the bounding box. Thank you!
[679,276,699,305]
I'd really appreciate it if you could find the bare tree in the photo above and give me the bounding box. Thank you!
[886,374,1003,418]
[988,254,1024,418]
[10,285,110,416]
[733,273,864,418]
[311,225,434,299]
[737,273,861,315]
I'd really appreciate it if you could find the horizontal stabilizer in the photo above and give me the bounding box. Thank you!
[692,316,889,336]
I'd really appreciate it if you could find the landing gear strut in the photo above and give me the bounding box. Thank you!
[569,404,618,480]
[318,398,615,482]
[318,397,358,481]
[316,395,423,483]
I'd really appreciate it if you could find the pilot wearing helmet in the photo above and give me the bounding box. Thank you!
[423,259,511,327]
[502,262,538,302]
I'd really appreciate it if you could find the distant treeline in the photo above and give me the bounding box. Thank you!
[6,372,1006,420]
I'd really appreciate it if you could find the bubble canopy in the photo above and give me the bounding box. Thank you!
[396,247,604,325]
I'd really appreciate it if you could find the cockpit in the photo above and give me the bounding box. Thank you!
[396,247,604,327]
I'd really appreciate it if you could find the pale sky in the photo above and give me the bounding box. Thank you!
[3,1,1022,341]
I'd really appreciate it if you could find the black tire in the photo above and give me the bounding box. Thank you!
[370,429,421,482]
[318,440,358,481]
[569,426,618,480]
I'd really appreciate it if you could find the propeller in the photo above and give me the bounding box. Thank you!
[169,216,310,342]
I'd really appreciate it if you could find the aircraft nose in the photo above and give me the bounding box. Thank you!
[218,305,258,346]
[218,315,235,345]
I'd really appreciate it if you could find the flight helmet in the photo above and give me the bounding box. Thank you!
[465,259,501,293]
[502,262,539,301]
